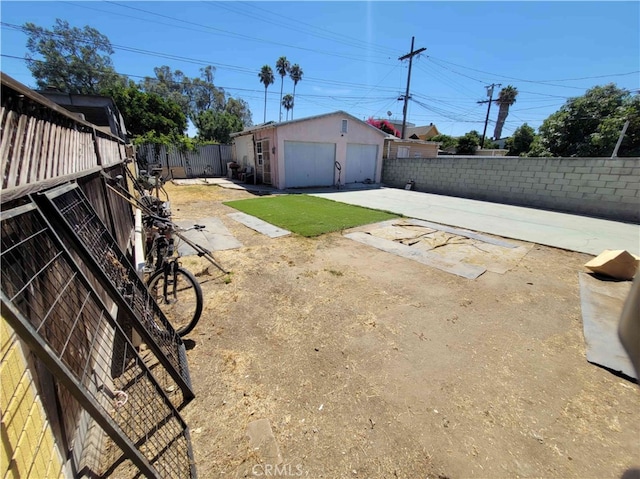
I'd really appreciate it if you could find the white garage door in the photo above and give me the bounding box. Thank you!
[346,143,378,183]
[284,141,336,188]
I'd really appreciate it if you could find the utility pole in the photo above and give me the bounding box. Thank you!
[611,119,630,158]
[399,37,426,139]
[477,83,500,149]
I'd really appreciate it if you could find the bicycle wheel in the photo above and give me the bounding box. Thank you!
[147,266,203,337]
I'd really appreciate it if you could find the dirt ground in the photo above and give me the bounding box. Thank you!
[164,183,639,479]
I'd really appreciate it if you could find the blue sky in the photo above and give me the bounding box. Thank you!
[1,1,638,138]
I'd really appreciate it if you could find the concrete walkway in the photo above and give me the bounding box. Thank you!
[312,188,640,256]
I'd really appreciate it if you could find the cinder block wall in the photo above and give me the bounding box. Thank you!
[382,157,640,223]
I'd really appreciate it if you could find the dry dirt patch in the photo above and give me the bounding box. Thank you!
[163,182,640,479]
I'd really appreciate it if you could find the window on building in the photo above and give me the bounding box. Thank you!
[256,141,263,166]
[398,146,410,158]
[341,119,348,134]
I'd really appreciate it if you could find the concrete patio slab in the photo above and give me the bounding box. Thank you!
[174,217,242,255]
[227,212,291,238]
[344,231,486,279]
[313,188,640,256]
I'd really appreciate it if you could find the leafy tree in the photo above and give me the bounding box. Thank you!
[103,81,187,139]
[506,123,536,156]
[430,134,457,150]
[24,19,119,94]
[282,94,294,121]
[276,56,291,122]
[289,64,303,119]
[189,65,226,116]
[366,118,400,136]
[141,65,225,121]
[493,85,518,140]
[193,110,243,144]
[224,97,253,127]
[456,131,480,154]
[534,84,639,157]
[258,65,275,123]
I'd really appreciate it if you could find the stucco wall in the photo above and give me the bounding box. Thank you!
[233,134,255,170]
[275,114,385,189]
[382,156,640,222]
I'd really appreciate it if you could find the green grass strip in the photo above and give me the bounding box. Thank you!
[224,194,399,237]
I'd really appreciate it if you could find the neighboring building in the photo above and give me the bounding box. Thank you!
[383,118,414,133]
[494,137,509,149]
[475,149,509,157]
[384,137,440,159]
[231,111,387,189]
[38,90,128,141]
[405,123,440,141]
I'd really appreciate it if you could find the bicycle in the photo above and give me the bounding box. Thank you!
[144,216,204,337]
[108,161,228,337]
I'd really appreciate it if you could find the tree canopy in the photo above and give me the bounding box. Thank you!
[531,84,640,157]
[24,19,119,94]
[102,81,187,141]
[258,65,275,123]
[193,110,243,144]
[22,20,253,144]
[456,130,480,154]
[430,134,457,150]
[493,85,518,141]
[506,123,536,156]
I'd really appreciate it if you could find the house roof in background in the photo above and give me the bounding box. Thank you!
[406,124,440,138]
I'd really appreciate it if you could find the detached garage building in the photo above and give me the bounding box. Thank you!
[231,111,386,189]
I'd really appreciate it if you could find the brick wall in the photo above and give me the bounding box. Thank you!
[381,156,640,223]
[1,319,65,478]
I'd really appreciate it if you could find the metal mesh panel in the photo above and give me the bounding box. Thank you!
[1,203,196,478]
[39,183,193,404]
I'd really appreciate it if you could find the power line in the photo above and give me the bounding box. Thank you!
[1,23,404,94]
[428,56,636,90]
[104,2,397,66]
[0,53,397,102]
[209,1,401,58]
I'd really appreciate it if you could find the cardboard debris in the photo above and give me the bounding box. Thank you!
[584,250,639,281]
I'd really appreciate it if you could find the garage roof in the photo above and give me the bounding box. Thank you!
[231,110,388,138]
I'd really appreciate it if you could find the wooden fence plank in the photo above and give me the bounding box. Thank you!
[42,121,53,181]
[1,109,17,187]
[6,113,27,188]
[31,119,45,182]
[50,124,60,178]
[20,116,37,185]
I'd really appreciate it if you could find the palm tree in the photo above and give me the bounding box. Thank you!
[493,85,518,140]
[276,56,290,122]
[282,94,294,121]
[258,65,274,123]
[288,64,303,120]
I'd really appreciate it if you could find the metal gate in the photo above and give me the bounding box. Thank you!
[37,183,194,405]
[1,202,196,478]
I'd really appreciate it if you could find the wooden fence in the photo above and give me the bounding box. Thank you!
[1,73,127,203]
[136,142,233,178]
